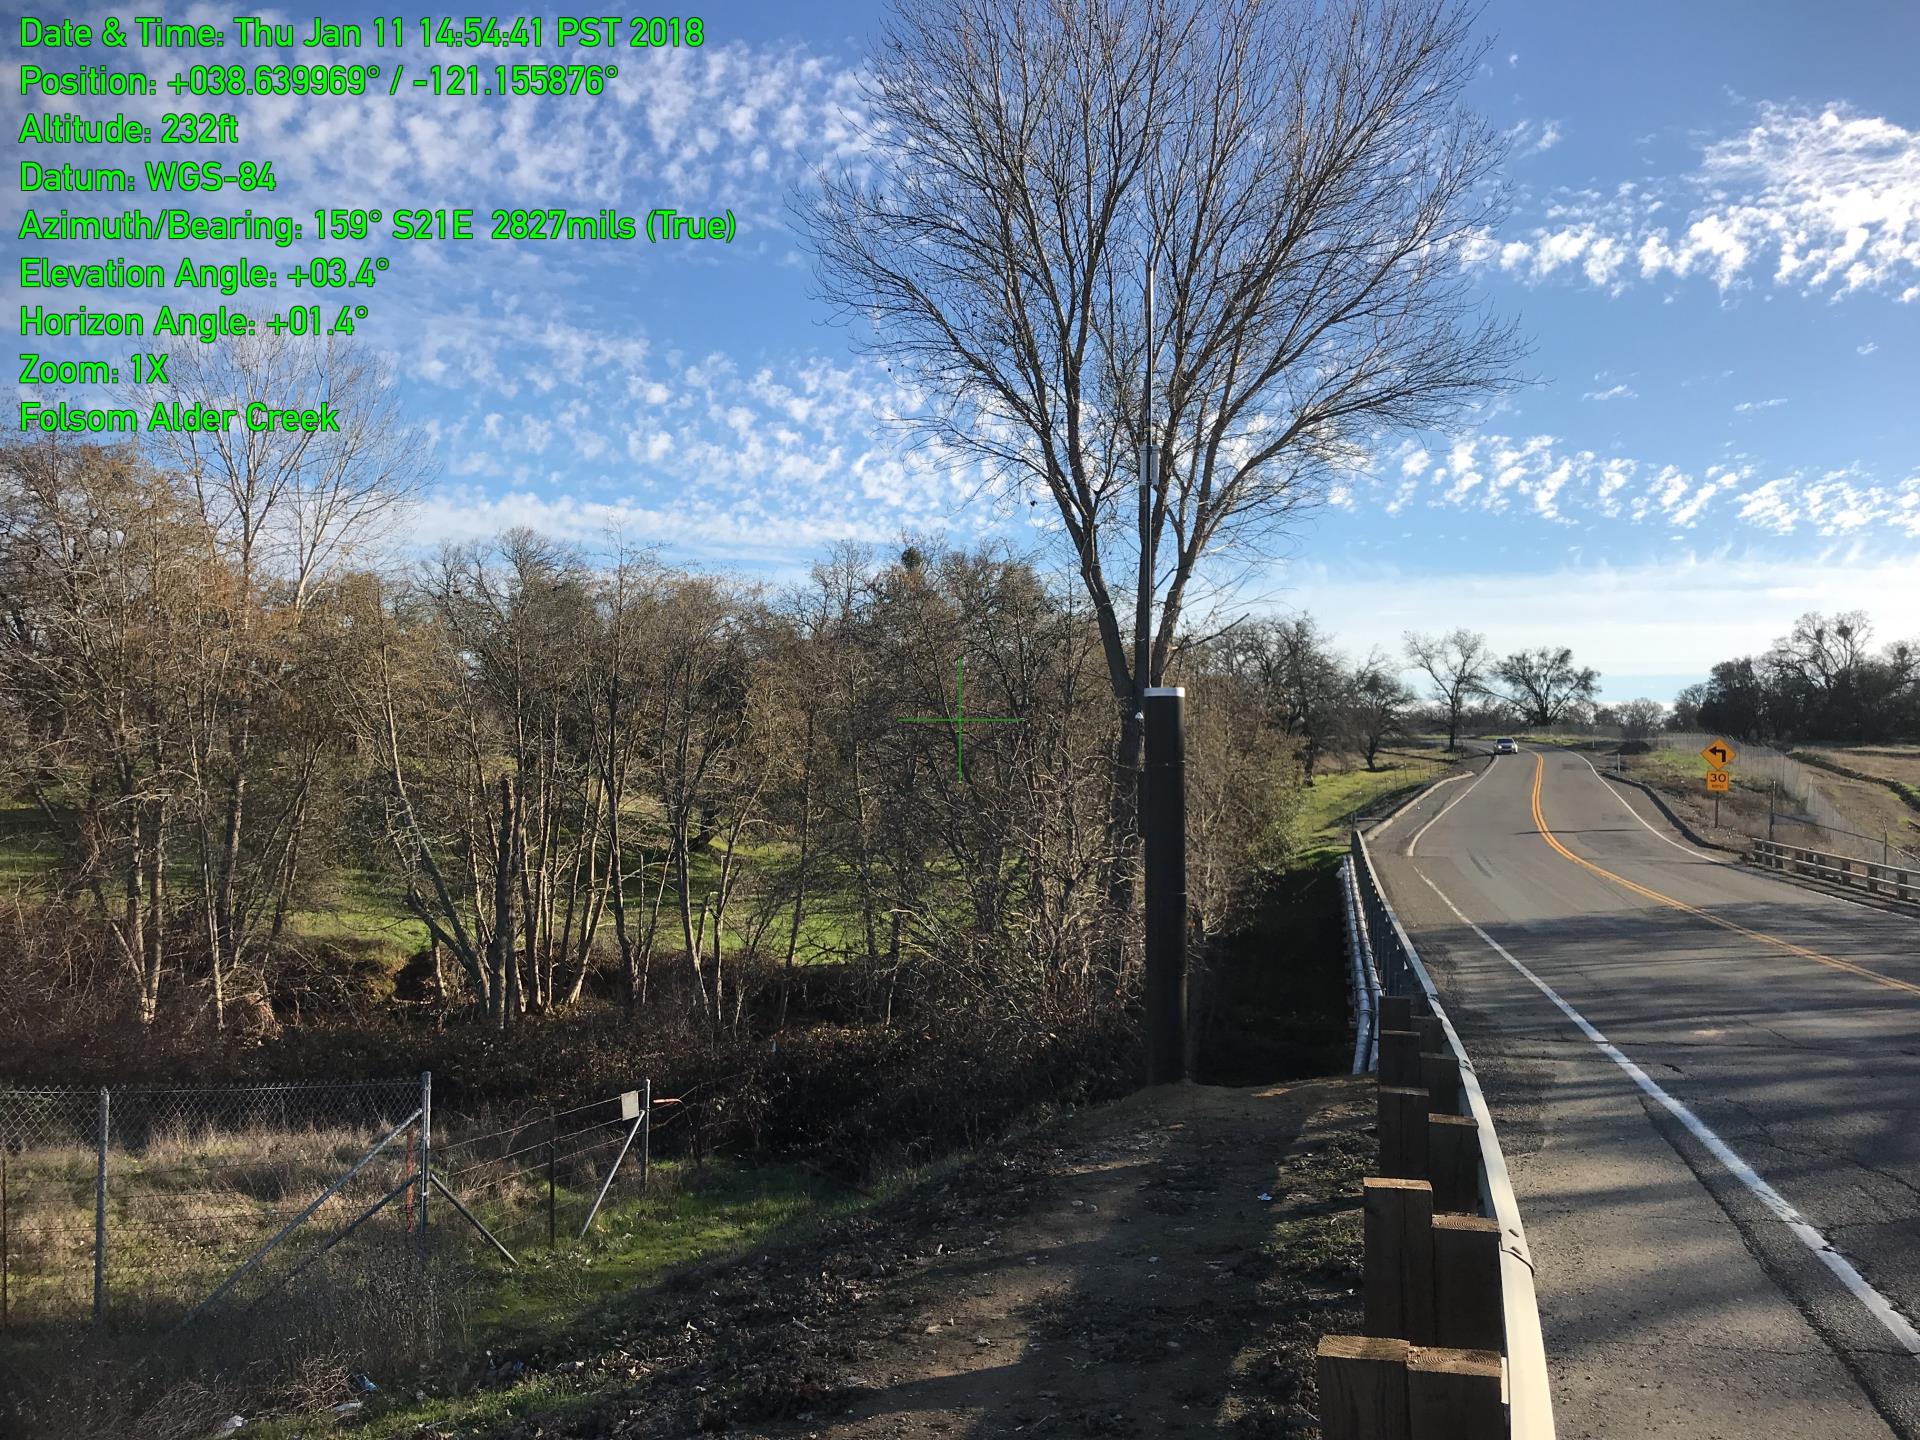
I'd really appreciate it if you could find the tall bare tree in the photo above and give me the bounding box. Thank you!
[133,335,431,1029]
[808,0,1523,903]
[1404,627,1490,750]
[1493,646,1599,728]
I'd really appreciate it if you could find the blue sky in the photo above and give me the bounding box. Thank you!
[6,1,1918,702]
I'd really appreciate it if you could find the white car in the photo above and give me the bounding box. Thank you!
[1495,737,1519,755]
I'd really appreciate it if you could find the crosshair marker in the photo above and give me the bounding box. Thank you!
[897,657,1025,780]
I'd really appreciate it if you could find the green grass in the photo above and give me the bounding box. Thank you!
[0,810,873,969]
[1290,751,1449,864]
[240,1157,895,1439]
[459,1159,843,1335]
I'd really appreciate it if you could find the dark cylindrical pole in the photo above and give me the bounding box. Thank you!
[1143,686,1188,1085]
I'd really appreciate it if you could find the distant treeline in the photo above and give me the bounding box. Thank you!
[1668,613,1918,745]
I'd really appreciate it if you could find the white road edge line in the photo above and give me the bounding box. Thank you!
[1407,756,1494,857]
[1411,864,1920,1362]
[1371,769,1470,838]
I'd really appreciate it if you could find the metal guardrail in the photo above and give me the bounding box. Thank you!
[1340,857,1382,1075]
[1751,840,1917,904]
[1323,830,1557,1440]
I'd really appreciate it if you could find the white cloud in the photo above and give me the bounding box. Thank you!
[1341,431,1919,539]
[1472,101,1920,298]
[1857,341,1879,355]
[412,487,895,558]
[1506,118,1565,159]
[1582,383,1637,402]
[1732,397,1788,412]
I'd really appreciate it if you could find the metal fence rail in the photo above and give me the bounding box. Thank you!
[1750,840,1918,905]
[1339,857,1381,1076]
[1320,830,1557,1440]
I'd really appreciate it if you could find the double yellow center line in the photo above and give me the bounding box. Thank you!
[1527,752,1920,999]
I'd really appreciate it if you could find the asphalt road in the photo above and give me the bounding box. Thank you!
[1372,744,1920,1440]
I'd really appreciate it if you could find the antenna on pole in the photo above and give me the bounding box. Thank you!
[1138,238,1156,672]
[1139,234,1187,1087]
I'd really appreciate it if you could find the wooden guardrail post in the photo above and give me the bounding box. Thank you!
[1380,1030,1423,1089]
[1380,995,1414,1033]
[1432,1214,1504,1352]
[1425,1114,1482,1214]
[1408,1347,1504,1438]
[1378,1088,1431,1180]
[1364,1178,1437,1344]
[1420,1052,1463,1116]
[1317,1335,1410,1440]
[1414,1015,1445,1054]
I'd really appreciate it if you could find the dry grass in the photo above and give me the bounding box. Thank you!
[1803,745,1920,789]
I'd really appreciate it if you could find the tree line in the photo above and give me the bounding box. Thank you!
[1670,612,1918,745]
[4,435,1369,1043]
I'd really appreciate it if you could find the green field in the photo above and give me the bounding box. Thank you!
[0,813,869,976]
[1290,751,1451,863]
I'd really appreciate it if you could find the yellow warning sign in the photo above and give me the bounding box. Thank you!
[1705,770,1731,793]
[1699,738,1738,767]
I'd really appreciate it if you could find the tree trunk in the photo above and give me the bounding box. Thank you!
[779,710,817,1029]
[210,758,247,1035]
[491,775,520,1029]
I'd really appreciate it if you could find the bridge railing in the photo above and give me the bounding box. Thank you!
[1751,840,1917,905]
[1318,829,1557,1440]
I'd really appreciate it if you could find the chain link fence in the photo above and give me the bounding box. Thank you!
[0,1076,654,1342]
[1647,732,1918,866]
[1,1079,423,1335]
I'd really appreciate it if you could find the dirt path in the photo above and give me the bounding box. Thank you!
[733,1076,1372,1440]
[455,1077,1372,1439]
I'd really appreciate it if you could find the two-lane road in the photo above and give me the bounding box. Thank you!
[1374,746,1920,1439]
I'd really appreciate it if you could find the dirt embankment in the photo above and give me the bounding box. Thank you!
[472,1077,1372,1439]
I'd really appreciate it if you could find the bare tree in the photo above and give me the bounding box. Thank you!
[1347,651,1415,769]
[1617,698,1664,739]
[1404,627,1490,750]
[1493,647,1599,729]
[1229,615,1348,781]
[807,0,1523,903]
[132,334,432,1030]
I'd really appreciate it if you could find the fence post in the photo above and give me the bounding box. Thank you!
[1378,1087,1430,1181]
[1379,1030,1421,1089]
[1425,1114,1481,1215]
[1363,1177,1436,1344]
[2,1150,9,1330]
[1431,1214,1504,1351]
[417,1072,431,1263]
[640,1079,651,1192]
[547,1107,557,1249]
[1316,1335,1410,1440]
[1407,1346,1504,1439]
[92,1087,108,1323]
